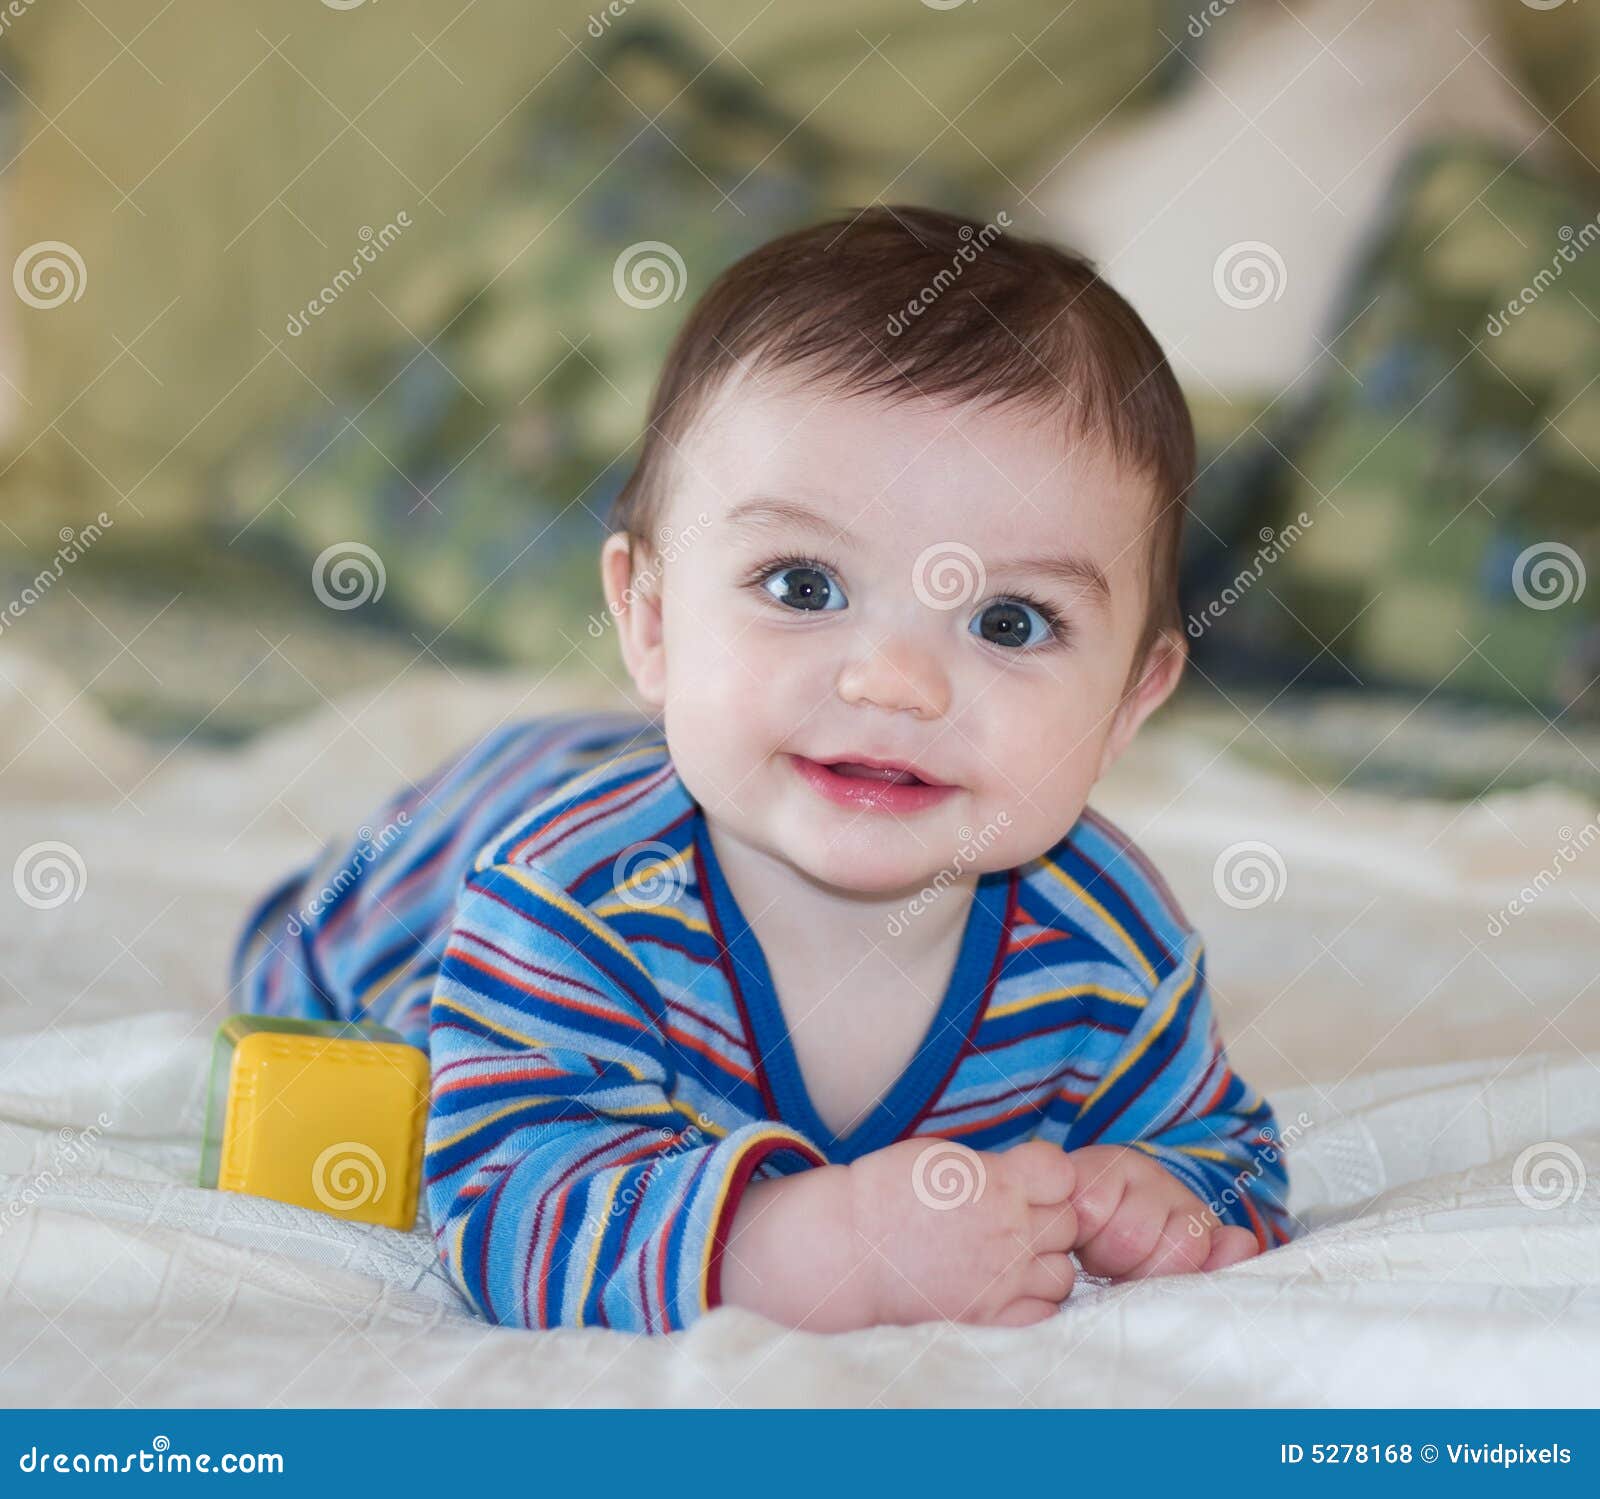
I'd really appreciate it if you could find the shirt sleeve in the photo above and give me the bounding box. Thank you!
[425,857,828,1333]
[1068,930,1293,1249]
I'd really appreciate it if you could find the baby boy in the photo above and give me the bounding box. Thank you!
[232,206,1291,1335]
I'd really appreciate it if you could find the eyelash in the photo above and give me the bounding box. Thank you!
[739,552,1073,649]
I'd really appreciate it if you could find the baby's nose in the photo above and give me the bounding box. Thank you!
[836,635,950,719]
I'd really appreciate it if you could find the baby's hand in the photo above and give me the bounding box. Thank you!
[1066,1144,1260,1280]
[848,1138,1078,1329]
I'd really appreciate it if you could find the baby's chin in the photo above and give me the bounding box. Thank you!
[780,822,1000,903]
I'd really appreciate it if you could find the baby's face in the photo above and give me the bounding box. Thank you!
[607,368,1183,896]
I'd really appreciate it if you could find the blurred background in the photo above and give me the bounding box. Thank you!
[0,0,1597,798]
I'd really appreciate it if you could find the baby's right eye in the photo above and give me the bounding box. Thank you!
[760,561,848,612]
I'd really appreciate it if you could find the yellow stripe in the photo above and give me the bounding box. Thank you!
[426,1092,675,1155]
[471,744,669,874]
[1077,956,1198,1115]
[696,1129,823,1313]
[495,865,656,982]
[428,1098,552,1154]
[355,956,411,1009]
[592,901,709,937]
[987,981,1147,1021]
[672,1098,726,1138]
[432,994,549,1051]
[1172,1144,1231,1163]
[1037,858,1159,989]
[576,1170,624,1313]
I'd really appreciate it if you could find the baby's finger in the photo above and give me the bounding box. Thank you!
[1026,1199,1079,1255]
[1021,1251,1076,1304]
[1124,1204,1215,1280]
[1002,1140,1076,1206]
[1066,1156,1129,1243]
[986,1296,1061,1328]
[1075,1194,1165,1279]
[1201,1225,1261,1271]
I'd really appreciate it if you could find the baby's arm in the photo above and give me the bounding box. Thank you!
[425,856,832,1333]
[1065,930,1291,1276]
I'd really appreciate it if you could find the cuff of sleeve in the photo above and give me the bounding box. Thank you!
[1136,1142,1292,1250]
[702,1125,828,1318]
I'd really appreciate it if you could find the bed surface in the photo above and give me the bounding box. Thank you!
[2,646,1596,1406]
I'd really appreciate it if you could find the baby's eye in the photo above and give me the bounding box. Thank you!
[969,597,1058,650]
[760,563,847,612]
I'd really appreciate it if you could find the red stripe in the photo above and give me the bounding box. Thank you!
[900,868,1017,1142]
[510,760,674,864]
[445,944,649,1034]
[704,1136,827,1312]
[694,823,780,1121]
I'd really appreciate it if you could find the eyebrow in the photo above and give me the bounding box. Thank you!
[723,496,1112,613]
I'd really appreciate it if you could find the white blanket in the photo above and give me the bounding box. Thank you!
[2,646,1597,1407]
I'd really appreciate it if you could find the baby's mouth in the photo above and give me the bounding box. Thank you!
[787,754,958,812]
[826,761,927,786]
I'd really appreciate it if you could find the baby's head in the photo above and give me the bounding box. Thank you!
[600,205,1195,897]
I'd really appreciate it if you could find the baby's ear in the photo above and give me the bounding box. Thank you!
[1097,629,1187,778]
[599,531,667,708]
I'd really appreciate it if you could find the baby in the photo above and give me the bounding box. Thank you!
[232,206,1291,1335]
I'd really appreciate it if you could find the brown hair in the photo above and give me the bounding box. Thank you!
[606,205,1195,690]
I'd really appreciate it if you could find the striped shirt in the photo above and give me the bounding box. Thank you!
[231,710,1293,1333]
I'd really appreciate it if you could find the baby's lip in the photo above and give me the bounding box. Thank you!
[801,753,954,788]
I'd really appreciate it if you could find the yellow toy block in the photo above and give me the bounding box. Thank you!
[200,1015,429,1230]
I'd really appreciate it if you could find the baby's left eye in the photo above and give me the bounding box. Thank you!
[969,598,1057,650]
